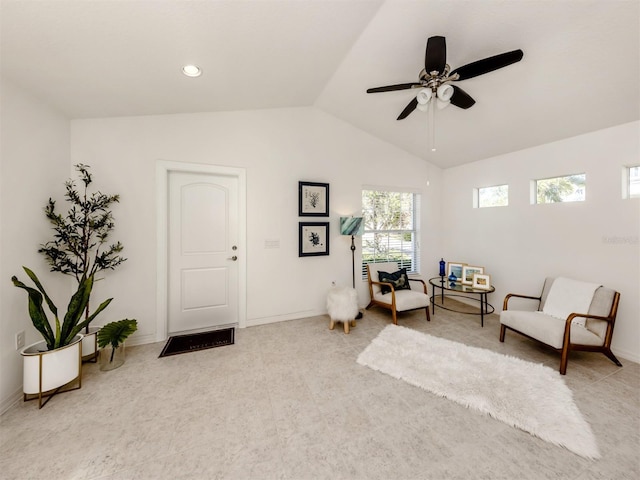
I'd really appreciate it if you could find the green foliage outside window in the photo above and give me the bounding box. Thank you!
[361,190,418,276]
[536,174,586,204]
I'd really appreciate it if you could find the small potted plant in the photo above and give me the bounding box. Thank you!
[12,267,112,408]
[97,319,137,371]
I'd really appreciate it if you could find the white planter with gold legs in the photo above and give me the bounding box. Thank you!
[20,334,83,409]
[81,326,100,362]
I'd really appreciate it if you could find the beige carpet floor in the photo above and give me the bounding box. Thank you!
[1,302,638,479]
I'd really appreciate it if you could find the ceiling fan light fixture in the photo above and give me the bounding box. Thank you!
[436,84,453,101]
[182,65,202,77]
[416,88,433,105]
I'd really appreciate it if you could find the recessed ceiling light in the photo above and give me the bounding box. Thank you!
[182,65,202,77]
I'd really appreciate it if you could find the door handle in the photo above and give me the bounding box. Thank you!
[228,255,238,261]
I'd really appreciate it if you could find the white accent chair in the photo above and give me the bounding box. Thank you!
[365,262,430,325]
[500,277,622,375]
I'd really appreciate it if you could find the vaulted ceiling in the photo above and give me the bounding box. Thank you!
[1,0,638,168]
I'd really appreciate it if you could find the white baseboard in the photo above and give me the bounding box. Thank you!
[612,346,640,365]
[0,387,23,416]
[126,332,159,347]
[245,309,326,328]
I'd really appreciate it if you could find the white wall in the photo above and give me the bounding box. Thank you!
[69,108,442,343]
[0,78,71,412]
[442,121,640,362]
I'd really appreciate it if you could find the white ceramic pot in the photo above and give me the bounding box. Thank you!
[81,326,100,361]
[21,335,83,395]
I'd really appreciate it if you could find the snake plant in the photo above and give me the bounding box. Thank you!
[11,267,112,351]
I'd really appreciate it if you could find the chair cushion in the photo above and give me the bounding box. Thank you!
[367,262,402,295]
[585,287,615,339]
[541,277,600,327]
[540,279,614,339]
[500,311,604,349]
[378,268,411,294]
[374,290,429,312]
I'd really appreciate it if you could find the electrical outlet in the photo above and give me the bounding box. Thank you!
[15,331,25,350]
[331,281,336,287]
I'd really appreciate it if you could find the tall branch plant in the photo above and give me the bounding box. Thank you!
[38,164,126,331]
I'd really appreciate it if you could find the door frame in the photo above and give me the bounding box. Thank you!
[156,160,247,342]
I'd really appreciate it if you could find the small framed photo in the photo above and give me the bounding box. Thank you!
[299,222,330,257]
[446,262,466,280]
[462,265,484,285]
[299,181,329,216]
[472,273,492,290]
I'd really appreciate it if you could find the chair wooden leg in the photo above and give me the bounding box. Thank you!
[344,321,350,334]
[604,349,623,367]
[559,346,570,375]
[329,320,335,330]
[391,309,397,325]
[425,307,430,322]
[499,324,506,342]
[365,301,374,310]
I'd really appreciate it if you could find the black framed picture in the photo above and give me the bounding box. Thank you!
[299,222,330,257]
[298,181,329,216]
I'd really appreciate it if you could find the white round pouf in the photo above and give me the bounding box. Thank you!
[327,286,359,334]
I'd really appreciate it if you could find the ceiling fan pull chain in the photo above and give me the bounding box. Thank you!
[429,99,436,152]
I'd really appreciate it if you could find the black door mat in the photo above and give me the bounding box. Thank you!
[159,328,234,358]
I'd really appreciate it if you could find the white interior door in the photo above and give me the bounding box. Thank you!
[168,171,239,334]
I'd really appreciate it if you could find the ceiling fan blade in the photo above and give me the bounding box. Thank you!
[449,85,476,109]
[451,49,523,80]
[397,97,418,120]
[425,36,446,74]
[367,83,420,93]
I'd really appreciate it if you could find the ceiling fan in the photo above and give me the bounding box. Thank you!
[367,36,523,120]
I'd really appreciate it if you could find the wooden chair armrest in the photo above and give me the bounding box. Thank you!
[567,312,614,324]
[371,280,395,292]
[503,293,541,311]
[408,278,427,294]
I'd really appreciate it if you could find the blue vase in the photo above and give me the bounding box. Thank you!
[448,272,457,287]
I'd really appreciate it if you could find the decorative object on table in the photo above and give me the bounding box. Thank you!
[159,328,234,358]
[429,277,495,327]
[446,262,465,280]
[299,222,330,257]
[500,277,622,375]
[472,273,492,290]
[462,265,484,285]
[12,267,113,408]
[340,216,365,319]
[298,181,329,216]
[439,258,446,278]
[97,319,137,371]
[327,286,359,334]
[38,164,126,362]
[357,325,600,459]
[448,272,457,287]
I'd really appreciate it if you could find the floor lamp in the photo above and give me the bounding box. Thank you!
[340,216,364,319]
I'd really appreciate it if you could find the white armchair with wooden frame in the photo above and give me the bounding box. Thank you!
[500,277,622,375]
[365,262,430,325]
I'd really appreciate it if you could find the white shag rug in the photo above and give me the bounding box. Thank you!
[357,325,600,459]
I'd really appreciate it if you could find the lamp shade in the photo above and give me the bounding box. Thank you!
[340,217,364,236]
